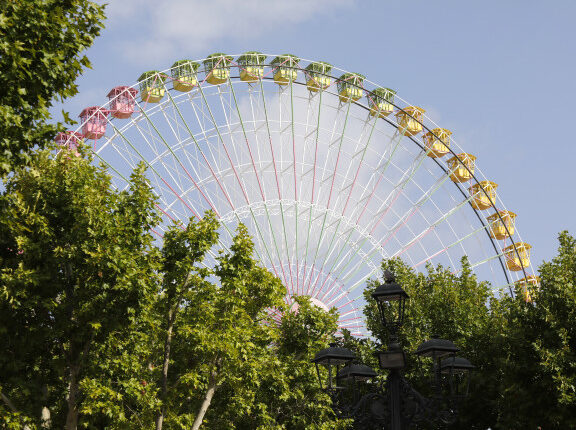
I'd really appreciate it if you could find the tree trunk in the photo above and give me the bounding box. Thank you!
[41,406,51,428]
[191,370,219,430]
[155,306,176,430]
[65,365,80,429]
[41,384,51,428]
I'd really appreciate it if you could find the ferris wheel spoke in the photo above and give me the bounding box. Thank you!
[337,149,464,278]
[138,105,221,217]
[305,100,352,295]
[340,113,381,216]
[288,81,300,294]
[298,90,325,296]
[141,95,275,273]
[352,129,407,225]
[195,83,253,206]
[413,223,488,268]
[302,90,324,293]
[386,176,499,273]
[305,112,381,295]
[308,214,381,300]
[227,83,267,201]
[227,79,296,291]
[361,148,430,238]
[172,92,238,212]
[465,250,505,271]
[375,175,454,250]
[123,115,193,209]
[275,86,298,293]
[239,90,293,287]
[336,193,471,285]
[257,80,297,293]
[107,122,201,219]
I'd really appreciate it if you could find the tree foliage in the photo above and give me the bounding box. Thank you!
[0,147,161,427]
[0,0,105,175]
[0,145,351,428]
[77,225,349,429]
[352,237,576,429]
[498,231,576,428]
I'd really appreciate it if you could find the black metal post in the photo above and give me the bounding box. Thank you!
[389,369,402,430]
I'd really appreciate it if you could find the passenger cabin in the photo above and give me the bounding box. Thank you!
[305,61,332,92]
[171,60,200,91]
[447,153,476,183]
[515,275,539,303]
[107,86,138,119]
[271,54,300,85]
[337,73,365,102]
[369,87,396,118]
[395,106,425,136]
[203,53,233,85]
[487,210,516,240]
[423,128,452,158]
[503,242,532,271]
[54,131,82,154]
[237,51,267,82]
[469,181,497,210]
[138,71,166,103]
[79,107,110,140]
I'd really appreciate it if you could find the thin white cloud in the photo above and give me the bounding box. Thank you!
[105,0,354,64]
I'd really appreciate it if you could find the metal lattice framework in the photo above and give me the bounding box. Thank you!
[64,53,536,336]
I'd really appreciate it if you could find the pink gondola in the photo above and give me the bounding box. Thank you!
[54,131,83,154]
[107,86,139,119]
[79,107,110,139]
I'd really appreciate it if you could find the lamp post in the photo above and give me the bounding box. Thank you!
[312,271,474,429]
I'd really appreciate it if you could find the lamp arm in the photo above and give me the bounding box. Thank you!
[398,376,458,426]
[350,392,389,429]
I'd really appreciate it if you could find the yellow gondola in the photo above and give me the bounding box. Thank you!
[503,242,532,271]
[337,73,365,102]
[271,54,299,85]
[171,60,200,92]
[203,53,233,85]
[469,181,497,210]
[395,106,425,136]
[423,128,452,158]
[305,61,332,92]
[447,153,476,183]
[138,71,165,103]
[237,51,267,83]
[515,275,540,303]
[368,88,396,118]
[487,210,517,240]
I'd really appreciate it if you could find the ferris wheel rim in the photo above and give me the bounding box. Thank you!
[68,52,535,306]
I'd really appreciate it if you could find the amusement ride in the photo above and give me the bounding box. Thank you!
[56,52,539,336]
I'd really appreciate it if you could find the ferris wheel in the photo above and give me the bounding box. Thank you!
[57,52,538,336]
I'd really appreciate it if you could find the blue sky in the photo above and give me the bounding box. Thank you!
[60,0,576,269]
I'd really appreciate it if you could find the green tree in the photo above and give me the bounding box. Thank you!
[157,223,287,429]
[498,231,576,428]
[0,0,105,175]
[207,296,351,429]
[78,218,289,429]
[0,146,161,428]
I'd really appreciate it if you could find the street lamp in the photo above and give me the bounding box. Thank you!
[415,336,460,397]
[311,343,356,391]
[441,356,474,399]
[312,272,474,429]
[371,270,408,337]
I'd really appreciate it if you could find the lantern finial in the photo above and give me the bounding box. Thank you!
[383,270,395,283]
